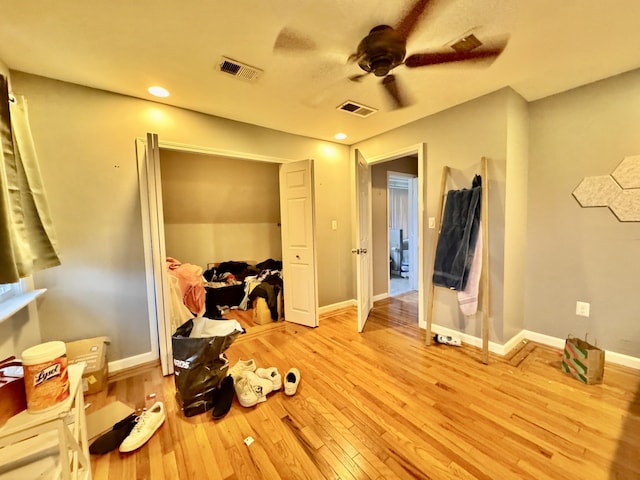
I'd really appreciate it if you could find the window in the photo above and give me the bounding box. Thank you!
[0,282,20,303]
[0,278,46,323]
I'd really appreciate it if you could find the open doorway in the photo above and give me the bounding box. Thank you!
[364,146,423,331]
[388,172,418,296]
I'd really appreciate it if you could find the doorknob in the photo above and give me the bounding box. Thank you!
[361,248,367,254]
[351,248,360,254]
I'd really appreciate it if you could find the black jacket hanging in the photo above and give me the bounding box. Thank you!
[432,175,482,291]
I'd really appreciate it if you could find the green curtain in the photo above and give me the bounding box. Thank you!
[0,75,60,283]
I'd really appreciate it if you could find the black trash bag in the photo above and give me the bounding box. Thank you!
[172,317,243,417]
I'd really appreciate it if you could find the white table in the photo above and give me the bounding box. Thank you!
[0,363,91,480]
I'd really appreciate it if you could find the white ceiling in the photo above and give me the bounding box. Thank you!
[2,0,640,144]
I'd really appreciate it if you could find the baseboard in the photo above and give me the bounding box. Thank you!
[372,293,388,302]
[108,350,158,374]
[429,326,640,369]
[430,324,518,356]
[521,330,566,350]
[318,299,356,315]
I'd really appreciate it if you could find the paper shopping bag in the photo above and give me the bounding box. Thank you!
[561,335,605,384]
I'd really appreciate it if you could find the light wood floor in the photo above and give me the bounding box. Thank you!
[87,293,640,479]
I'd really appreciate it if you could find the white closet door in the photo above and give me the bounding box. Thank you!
[279,159,318,328]
[136,133,173,375]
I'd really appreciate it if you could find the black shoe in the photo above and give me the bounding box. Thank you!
[212,376,235,420]
[89,412,139,455]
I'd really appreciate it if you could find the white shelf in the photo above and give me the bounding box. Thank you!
[0,430,61,479]
[0,363,91,480]
[0,289,46,323]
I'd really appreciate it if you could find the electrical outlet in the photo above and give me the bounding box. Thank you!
[576,301,590,317]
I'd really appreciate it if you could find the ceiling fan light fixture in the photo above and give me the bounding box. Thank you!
[370,57,393,77]
[355,24,406,76]
[148,86,169,97]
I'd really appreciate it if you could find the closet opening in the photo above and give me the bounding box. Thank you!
[159,148,283,328]
[137,134,319,375]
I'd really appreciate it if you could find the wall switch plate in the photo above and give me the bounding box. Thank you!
[331,220,337,231]
[576,301,590,317]
[428,217,435,229]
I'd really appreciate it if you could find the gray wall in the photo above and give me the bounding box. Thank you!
[356,68,640,357]
[525,69,640,356]
[9,71,352,363]
[160,150,282,268]
[354,88,514,343]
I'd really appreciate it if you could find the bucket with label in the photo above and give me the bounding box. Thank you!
[21,341,70,413]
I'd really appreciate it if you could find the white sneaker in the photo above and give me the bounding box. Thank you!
[284,368,300,396]
[243,371,273,403]
[234,376,260,407]
[228,358,256,381]
[255,367,282,391]
[119,402,165,453]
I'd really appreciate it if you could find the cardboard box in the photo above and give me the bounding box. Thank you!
[65,336,110,395]
[252,291,283,325]
[253,297,273,325]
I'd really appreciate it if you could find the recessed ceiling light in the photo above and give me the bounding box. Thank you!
[148,86,169,98]
[334,133,347,140]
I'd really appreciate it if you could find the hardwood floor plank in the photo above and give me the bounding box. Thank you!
[85,294,640,479]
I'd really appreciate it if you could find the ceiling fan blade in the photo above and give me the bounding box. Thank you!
[404,44,507,68]
[273,27,317,52]
[395,0,434,41]
[381,74,409,109]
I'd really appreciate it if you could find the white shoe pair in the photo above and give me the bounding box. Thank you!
[229,359,300,406]
[234,370,280,407]
[229,359,281,407]
[119,401,166,453]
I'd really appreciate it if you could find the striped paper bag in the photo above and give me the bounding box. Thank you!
[561,335,605,384]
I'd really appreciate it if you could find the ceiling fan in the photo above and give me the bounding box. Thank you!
[274,0,509,109]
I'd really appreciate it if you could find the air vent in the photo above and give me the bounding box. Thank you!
[450,34,482,53]
[217,57,263,82]
[337,101,378,118]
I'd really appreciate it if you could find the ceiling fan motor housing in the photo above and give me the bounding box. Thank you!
[357,25,406,77]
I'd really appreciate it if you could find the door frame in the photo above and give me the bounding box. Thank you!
[136,135,318,375]
[356,143,426,329]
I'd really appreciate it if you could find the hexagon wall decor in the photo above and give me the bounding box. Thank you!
[572,154,640,222]
[609,189,640,222]
[612,155,640,189]
[572,175,621,207]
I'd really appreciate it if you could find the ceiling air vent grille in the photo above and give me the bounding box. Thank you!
[450,33,482,53]
[337,101,378,118]
[217,57,263,82]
